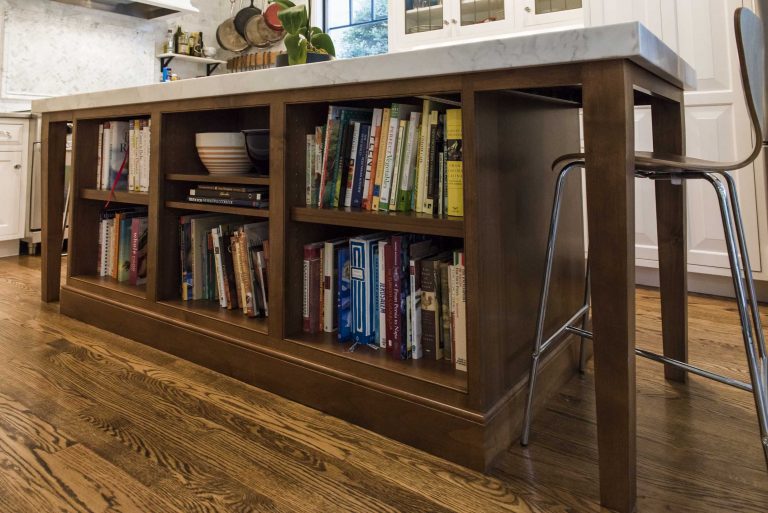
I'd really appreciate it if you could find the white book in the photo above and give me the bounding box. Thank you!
[387,122,407,211]
[96,124,104,190]
[415,100,432,213]
[101,123,112,191]
[398,111,422,210]
[141,120,151,192]
[211,227,228,309]
[128,120,136,192]
[451,263,467,372]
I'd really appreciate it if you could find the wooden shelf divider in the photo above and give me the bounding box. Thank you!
[166,200,269,217]
[80,188,150,205]
[166,173,270,185]
[291,206,464,238]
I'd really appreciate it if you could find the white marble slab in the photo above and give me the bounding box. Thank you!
[32,21,696,114]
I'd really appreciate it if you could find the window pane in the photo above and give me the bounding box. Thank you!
[460,0,504,26]
[405,0,444,34]
[328,21,389,59]
[328,1,351,29]
[535,0,582,15]
[352,0,373,24]
[374,0,387,20]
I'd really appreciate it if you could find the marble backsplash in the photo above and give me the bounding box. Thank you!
[0,0,233,111]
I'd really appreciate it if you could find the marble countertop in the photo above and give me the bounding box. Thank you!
[0,111,36,119]
[32,22,695,114]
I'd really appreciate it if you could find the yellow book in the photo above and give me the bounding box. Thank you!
[370,108,391,211]
[445,109,463,217]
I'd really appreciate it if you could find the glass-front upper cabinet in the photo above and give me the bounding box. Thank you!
[390,0,584,52]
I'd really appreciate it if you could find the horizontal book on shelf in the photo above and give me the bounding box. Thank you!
[185,184,269,209]
[306,100,463,218]
[302,233,467,371]
[179,214,269,318]
[96,119,151,194]
[97,207,148,286]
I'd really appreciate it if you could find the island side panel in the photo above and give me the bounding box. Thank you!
[467,91,584,456]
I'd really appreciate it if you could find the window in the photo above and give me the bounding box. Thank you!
[324,0,388,59]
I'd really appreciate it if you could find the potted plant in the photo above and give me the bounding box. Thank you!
[271,1,336,66]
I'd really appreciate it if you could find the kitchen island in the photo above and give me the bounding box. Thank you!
[36,24,695,513]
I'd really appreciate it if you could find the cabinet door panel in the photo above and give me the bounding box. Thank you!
[0,151,22,240]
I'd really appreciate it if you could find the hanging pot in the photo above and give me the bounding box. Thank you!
[263,2,283,32]
[234,0,262,38]
[244,13,283,48]
[217,0,250,52]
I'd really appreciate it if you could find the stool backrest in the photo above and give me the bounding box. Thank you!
[736,8,766,148]
[754,0,768,143]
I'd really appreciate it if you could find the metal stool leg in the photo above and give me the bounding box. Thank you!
[578,259,591,374]
[704,172,768,468]
[521,162,584,446]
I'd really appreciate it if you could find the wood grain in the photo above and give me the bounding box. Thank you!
[1,256,767,511]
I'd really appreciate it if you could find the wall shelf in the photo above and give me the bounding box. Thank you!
[157,53,227,77]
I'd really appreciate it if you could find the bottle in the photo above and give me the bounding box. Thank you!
[188,33,197,56]
[197,33,204,57]
[164,29,174,54]
[174,26,182,54]
[179,32,189,55]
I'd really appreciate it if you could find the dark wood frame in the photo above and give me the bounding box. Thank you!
[41,60,686,513]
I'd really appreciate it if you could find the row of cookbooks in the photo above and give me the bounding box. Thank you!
[95,119,151,193]
[304,99,464,217]
[97,207,148,286]
[303,233,467,371]
[179,214,269,318]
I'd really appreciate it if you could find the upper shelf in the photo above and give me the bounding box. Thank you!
[157,53,227,77]
[166,173,270,185]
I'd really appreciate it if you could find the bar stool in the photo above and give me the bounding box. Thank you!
[520,7,768,469]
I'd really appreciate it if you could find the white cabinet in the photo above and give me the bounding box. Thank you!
[0,151,23,240]
[0,118,30,245]
[389,0,585,51]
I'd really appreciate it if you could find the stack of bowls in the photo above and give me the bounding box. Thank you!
[196,133,252,175]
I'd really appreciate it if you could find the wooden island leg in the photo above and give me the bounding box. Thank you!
[582,61,637,513]
[41,118,69,303]
[652,97,689,383]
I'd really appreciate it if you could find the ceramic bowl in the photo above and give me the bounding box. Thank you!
[196,132,252,175]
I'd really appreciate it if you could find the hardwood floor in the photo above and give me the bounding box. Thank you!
[0,256,766,512]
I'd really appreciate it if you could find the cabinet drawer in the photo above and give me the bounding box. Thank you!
[0,122,25,145]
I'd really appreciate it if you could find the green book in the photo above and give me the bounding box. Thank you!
[331,108,373,208]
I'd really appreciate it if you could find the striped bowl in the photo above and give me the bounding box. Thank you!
[196,133,253,175]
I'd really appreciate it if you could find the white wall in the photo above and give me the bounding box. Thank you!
[0,0,232,111]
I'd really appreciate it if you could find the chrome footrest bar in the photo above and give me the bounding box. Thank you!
[538,304,591,356]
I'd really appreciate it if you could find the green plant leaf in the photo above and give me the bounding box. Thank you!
[284,33,308,65]
[307,26,322,39]
[270,0,295,8]
[310,33,335,57]
[276,5,308,35]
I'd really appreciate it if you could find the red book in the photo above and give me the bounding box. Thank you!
[303,242,323,334]
[129,217,148,286]
[384,238,396,354]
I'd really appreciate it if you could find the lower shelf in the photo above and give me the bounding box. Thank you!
[286,331,467,393]
[69,275,146,299]
[166,201,269,217]
[160,299,268,335]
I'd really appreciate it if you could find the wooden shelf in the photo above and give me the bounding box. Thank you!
[286,331,467,393]
[291,206,464,238]
[166,173,270,186]
[166,201,269,217]
[156,53,227,65]
[70,275,146,299]
[80,188,150,205]
[160,299,268,335]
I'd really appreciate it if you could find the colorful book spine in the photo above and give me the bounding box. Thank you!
[350,234,383,345]
[129,217,148,286]
[420,258,442,359]
[323,238,347,332]
[211,227,228,308]
[378,105,401,211]
[387,121,408,211]
[378,239,388,348]
[117,215,133,283]
[306,133,315,206]
[396,111,422,212]
[343,122,362,208]
[370,108,391,211]
[350,124,371,208]
[414,100,432,213]
[445,109,464,217]
[439,261,452,362]
[451,256,467,372]
[313,125,325,207]
[361,108,382,210]
[337,246,352,342]
[391,235,407,359]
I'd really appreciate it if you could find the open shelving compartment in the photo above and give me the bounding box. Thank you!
[68,115,152,300]
[281,92,469,393]
[155,105,272,339]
